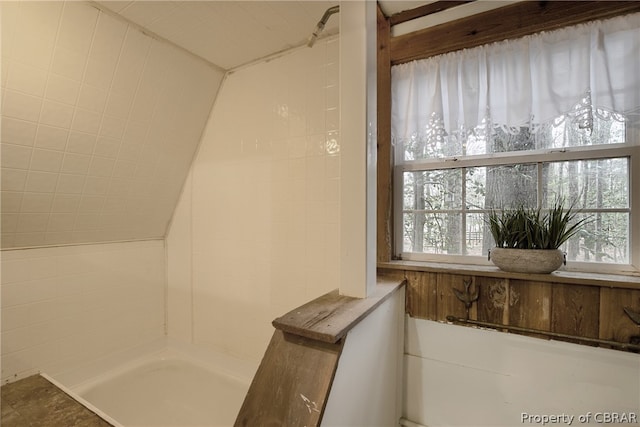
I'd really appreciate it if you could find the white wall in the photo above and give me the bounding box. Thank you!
[404,318,640,427]
[322,287,405,427]
[167,37,341,363]
[1,240,166,383]
[339,1,377,298]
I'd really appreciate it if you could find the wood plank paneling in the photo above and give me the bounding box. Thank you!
[377,4,393,263]
[235,330,342,427]
[507,280,552,338]
[392,266,639,352]
[599,288,640,345]
[551,284,600,345]
[436,273,476,321]
[405,271,437,320]
[390,1,640,65]
[388,1,475,26]
[476,276,508,325]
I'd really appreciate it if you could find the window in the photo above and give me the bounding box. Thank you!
[391,13,640,272]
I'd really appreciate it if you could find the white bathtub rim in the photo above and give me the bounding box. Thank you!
[49,336,258,393]
[40,372,125,427]
[70,347,249,396]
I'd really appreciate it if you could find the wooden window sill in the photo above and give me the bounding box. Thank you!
[378,260,640,290]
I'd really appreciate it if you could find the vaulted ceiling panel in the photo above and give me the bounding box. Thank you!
[95,1,339,70]
[1,1,223,249]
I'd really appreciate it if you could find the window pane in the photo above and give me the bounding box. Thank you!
[466,164,538,210]
[563,212,629,264]
[403,212,462,254]
[404,109,626,161]
[465,213,494,256]
[403,169,463,211]
[543,158,629,209]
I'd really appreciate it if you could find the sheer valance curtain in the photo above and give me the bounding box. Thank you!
[391,12,640,155]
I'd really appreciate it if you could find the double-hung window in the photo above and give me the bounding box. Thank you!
[391,13,640,273]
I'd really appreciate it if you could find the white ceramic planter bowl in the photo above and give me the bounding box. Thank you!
[489,248,564,274]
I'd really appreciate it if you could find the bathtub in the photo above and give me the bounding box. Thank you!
[46,338,256,427]
[403,318,640,427]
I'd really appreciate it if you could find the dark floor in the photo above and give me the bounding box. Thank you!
[1,375,112,427]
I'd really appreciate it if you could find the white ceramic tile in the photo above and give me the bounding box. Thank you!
[74,213,101,231]
[87,157,115,177]
[1,143,33,170]
[112,160,137,178]
[56,174,86,194]
[71,108,101,134]
[10,2,60,70]
[57,2,99,56]
[0,257,29,284]
[117,142,142,161]
[24,171,58,193]
[44,231,73,245]
[1,1,222,249]
[78,196,105,213]
[47,213,76,232]
[61,153,91,175]
[66,131,97,155]
[51,194,81,212]
[2,191,24,213]
[40,100,74,129]
[1,169,28,192]
[77,84,108,113]
[51,46,86,82]
[93,137,120,158]
[2,213,19,233]
[99,115,126,139]
[104,90,134,119]
[1,117,38,146]
[20,193,54,213]
[83,54,118,90]
[82,176,109,195]
[16,213,50,233]
[108,177,131,197]
[111,29,151,94]
[34,125,69,151]
[12,232,46,247]
[91,10,128,57]
[2,90,43,122]
[1,2,20,59]
[1,305,30,332]
[30,149,64,172]
[121,121,148,145]
[103,197,127,213]
[45,74,81,106]
[6,61,48,97]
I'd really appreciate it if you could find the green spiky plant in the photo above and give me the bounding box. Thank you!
[488,201,590,250]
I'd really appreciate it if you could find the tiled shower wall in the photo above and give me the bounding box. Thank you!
[0,1,219,383]
[0,1,223,249]
[167,38,340,362]
[1,240,166,382]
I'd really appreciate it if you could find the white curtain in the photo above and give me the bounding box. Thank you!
[391,12,640,148]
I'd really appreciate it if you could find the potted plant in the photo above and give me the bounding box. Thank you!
[487,201,590,274]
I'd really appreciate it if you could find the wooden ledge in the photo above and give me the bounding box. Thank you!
[378,260,640,290]
[272,277,405,343]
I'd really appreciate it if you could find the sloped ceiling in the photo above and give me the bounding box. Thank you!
[94,1,341,70]
[0,1,223,249]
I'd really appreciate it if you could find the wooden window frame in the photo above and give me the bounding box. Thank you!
[376,1,640,271]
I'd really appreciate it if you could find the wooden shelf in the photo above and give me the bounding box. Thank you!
[272,277,405,343]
